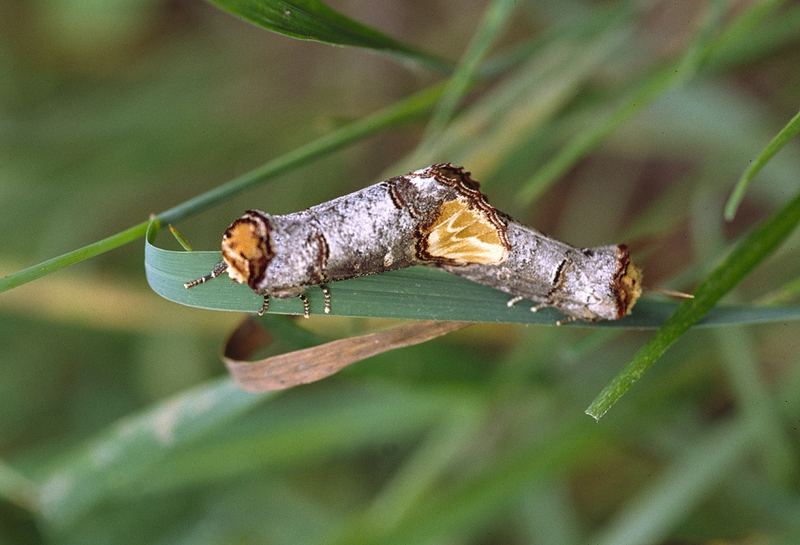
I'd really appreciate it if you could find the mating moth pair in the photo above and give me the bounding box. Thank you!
[186,164,642,322]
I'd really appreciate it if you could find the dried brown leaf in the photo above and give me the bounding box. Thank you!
[223,319,468,391]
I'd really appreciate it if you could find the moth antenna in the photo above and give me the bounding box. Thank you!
[184,261,228,289]
[645,286,695,300]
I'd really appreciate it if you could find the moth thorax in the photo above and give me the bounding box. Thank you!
[221,211,273,289]
[616,248,643,317]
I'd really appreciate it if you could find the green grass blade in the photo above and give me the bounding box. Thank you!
[206,0,452,72]
[394,11,629,177]
[0,84,443,295]
[586,188,800,420]
[367,418,602,545]
[591,418,751,545]
[724,109,800,221]
[594,354,800,545]
[691,181,797,484]
[327,411,483,545]
[716,329,797,483]
[135,383,463,498]
[514,63,678,204]
[757,274,800,305]
[705,0,788,68]
[363,413,481,526]
[0,221,150,294]
[515,0,728,205]
[709,4,800,72]
[168,224,194,252]
[0,459,39,512]
[38,378,271,529]
[157,84,444,225]
[146,223,800,328]
[417,0,517,150]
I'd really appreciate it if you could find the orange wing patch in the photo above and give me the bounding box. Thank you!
[419,199,509,265]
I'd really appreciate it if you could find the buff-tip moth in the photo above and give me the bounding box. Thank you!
[185,164,643,322]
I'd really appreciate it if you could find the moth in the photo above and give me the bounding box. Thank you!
[185,164,642,322]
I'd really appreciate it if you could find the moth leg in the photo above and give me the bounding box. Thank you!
[530,303,548,313]
[556,316,577,326]
[506,295,524,308]
[257,294,270,317]
[320,284,331,314]
[298,293,311,319]
[184,261,227,289]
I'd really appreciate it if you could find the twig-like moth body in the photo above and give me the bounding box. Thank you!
[186,164,642,321]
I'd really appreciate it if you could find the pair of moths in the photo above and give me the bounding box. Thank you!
[186,164,642,321]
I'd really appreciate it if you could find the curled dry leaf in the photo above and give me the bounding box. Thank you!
[223,318,469,392]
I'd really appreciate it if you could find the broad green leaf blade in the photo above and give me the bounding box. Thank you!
[145,224,800,328]
[724,109,800,220]
[206,0,451,72]
[586,188,800,420]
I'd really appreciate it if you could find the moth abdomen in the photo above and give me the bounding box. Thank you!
[441,223,642,321]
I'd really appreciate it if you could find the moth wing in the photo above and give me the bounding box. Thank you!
[421,199,508,265]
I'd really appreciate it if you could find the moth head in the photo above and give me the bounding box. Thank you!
[221,210,273,289]
[615,246,643,317]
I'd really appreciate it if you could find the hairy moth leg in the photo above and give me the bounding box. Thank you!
[257,294,270,317]
[320,285,331,314]
[298,293,310,319]
[184,261,227,289]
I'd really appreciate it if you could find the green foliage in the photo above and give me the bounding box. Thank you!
[205,0,452,71]
[0,85,444,293]
[416,0,517,148]
[2,1,800,544]
[725,109,800,220]
[587,188,800,419]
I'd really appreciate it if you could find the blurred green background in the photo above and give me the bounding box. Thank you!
[2,0,800,544]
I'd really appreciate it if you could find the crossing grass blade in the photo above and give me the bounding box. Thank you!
[0,84,444,295]
[417,0,517,149]
[757,275,800,305]
[586,188,800,420]
[724,109,800,220]
[206,0,452,72]
[513,0,729,205]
